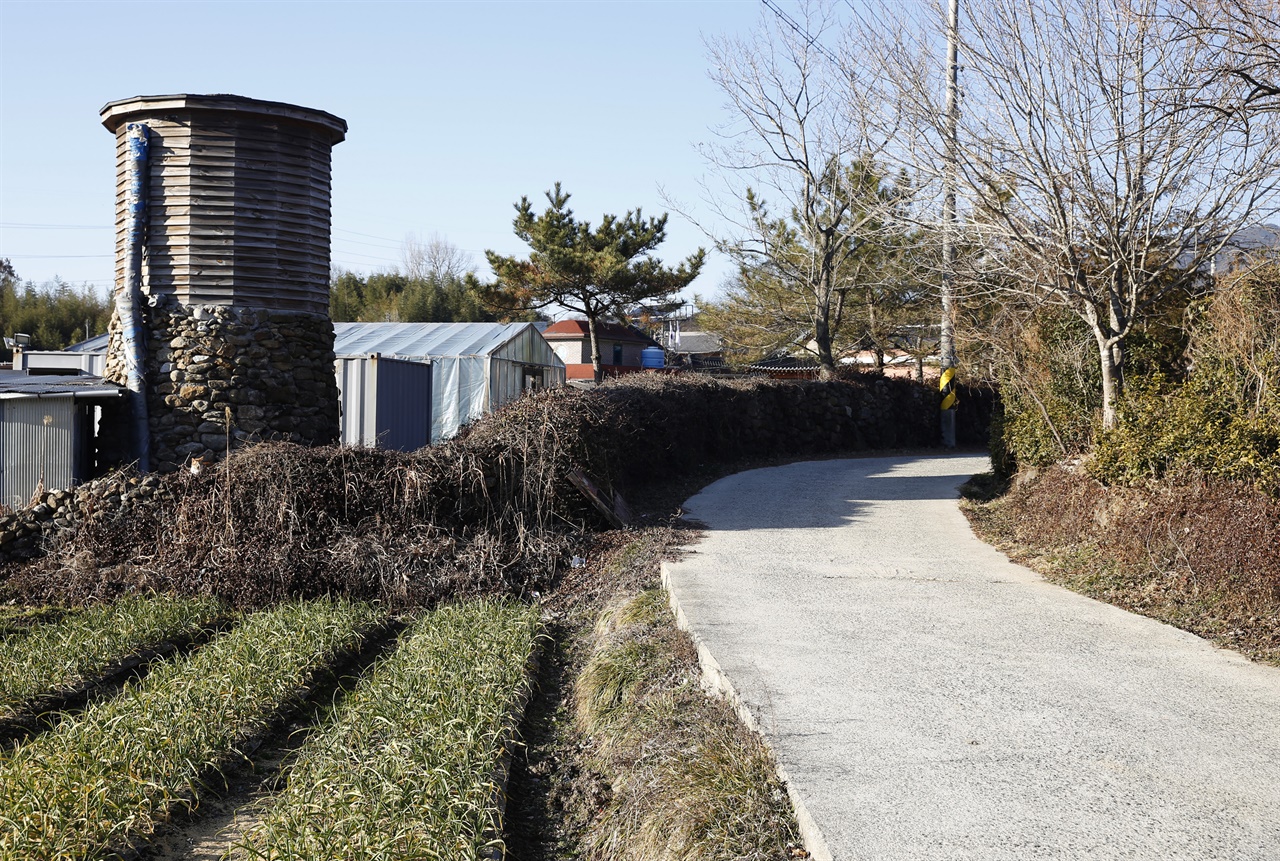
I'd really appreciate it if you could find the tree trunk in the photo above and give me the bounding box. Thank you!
[815,268,837,381]
[587,316,603,383]
[1108,287,1127,399]
[814,315,837,380]
[1098,334,1121,429]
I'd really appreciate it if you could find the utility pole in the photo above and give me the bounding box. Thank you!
[939,0,960,448]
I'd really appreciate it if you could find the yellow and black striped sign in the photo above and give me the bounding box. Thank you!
[939,367,958,411]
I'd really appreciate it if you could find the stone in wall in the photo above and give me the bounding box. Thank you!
[0,473,165,564]
[102,297,340,473]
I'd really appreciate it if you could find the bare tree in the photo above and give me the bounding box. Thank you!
[1178,0,1280,108]
[873,0,1280,427]
[696,0,910,380]
[401,233,472,284]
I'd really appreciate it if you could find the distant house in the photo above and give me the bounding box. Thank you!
[542,320,660,380]
[1210,224,1280,276]
[0,370,122,508]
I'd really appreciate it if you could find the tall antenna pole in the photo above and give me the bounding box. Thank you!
[939,0,960,448]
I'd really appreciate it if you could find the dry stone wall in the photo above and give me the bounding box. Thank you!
[102,297,339,472]
[0,473,166,563]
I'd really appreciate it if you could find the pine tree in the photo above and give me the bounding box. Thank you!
[484,184,705,382]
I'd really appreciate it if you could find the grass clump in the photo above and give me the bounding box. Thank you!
[0,605,65,637]
[0,598,382,861]
[575,588,799,861]
[0,594,222,719]
[232,598,540,861]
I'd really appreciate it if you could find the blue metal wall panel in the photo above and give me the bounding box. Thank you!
[374,356,432,452]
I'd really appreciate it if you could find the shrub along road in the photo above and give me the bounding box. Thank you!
[664,454,1280,860]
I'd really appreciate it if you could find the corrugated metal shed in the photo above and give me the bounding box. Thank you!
[334,355,432,451]
[0,372,123,509]
[15,350,106,376]
[333,323,565,442]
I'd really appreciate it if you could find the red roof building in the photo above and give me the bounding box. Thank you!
[542,320,659,381]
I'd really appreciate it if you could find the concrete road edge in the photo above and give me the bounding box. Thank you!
[661,560,835,861]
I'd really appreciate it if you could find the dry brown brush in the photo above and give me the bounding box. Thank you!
[970,466,1280,663]
[3,375,951,608]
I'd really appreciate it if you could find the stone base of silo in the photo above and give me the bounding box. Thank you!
[103,301,340,473]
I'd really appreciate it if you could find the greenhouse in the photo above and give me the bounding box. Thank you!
[334,322,565,444]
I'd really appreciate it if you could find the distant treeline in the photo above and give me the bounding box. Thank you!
[330,270,539,325]
[0,259,110,361]
[0,253,536,366]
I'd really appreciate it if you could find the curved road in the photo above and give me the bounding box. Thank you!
[662,454,1280,860]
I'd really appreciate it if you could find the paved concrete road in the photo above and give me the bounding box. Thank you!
[663,454,1280,860]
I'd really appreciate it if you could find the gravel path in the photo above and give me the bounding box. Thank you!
[663,454,1280,860]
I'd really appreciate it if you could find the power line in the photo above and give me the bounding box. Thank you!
[761,0,843,67]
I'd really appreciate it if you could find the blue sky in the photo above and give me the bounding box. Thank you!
[0,0,766,304]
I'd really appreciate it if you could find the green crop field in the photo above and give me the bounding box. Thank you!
[0,595,223,720]
[0,596,540,861]
[0,598,382,860]
[235,598,540,860]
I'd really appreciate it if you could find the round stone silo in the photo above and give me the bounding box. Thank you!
[99,94,346,471]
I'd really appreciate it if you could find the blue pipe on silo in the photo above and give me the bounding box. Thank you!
[117,122,151,472]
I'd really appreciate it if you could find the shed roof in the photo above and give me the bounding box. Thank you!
[670,331,723,355]
[747,355,821,372]
[64,333,110,353]
[333,322,544,359]
[0,371,123,400]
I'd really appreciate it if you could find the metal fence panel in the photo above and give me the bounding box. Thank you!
[1,398,77,509]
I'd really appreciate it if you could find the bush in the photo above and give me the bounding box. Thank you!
[1091,372,1280,493]
[1091,261,1280,494]
[4,375,954,608]
[971,305,1102,472]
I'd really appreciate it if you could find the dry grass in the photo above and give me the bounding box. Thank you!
[574,588,799,861]
[963,467,1280,664]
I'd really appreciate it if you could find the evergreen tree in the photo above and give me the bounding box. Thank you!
[484,184,705,381]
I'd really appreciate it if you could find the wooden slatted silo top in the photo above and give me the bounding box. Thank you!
[101,95,347,316]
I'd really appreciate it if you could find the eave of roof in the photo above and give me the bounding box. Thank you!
[0,373,124,399]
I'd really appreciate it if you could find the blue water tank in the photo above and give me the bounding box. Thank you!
[641,346,666,369]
